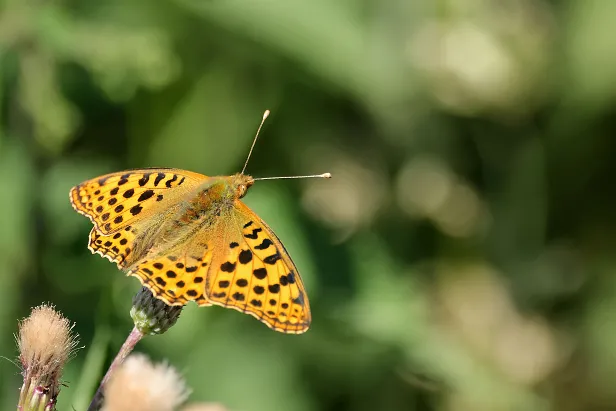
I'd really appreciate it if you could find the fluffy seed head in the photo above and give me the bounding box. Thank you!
[17,303,79,385]
[182,404,227,411]
[103,354,190,411]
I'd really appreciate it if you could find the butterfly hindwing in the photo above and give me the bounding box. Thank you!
[127,243,214,307]
[70,168,206,235]
[205,201,311,334]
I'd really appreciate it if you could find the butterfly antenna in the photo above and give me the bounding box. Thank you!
[241,110,270,175]
[254,173,332,181]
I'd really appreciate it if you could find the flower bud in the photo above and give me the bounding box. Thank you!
[130,287,183,335]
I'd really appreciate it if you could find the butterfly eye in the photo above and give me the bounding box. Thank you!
[238,184,247,198]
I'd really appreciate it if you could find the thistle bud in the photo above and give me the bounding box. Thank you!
[130,287,183,335]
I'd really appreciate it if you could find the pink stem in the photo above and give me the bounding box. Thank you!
[87,327,144,411]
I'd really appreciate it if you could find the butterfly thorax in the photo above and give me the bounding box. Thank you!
[174,173,254,227]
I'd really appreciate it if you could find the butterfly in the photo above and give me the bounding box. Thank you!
[69,110,330,334]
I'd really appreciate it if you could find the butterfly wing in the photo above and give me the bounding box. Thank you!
[89,227,136,267]
[205,200,312,334]
[70,168,207,235]
[72,168,216,305]
[126,242,214,307]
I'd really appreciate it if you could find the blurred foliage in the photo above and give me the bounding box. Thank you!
[1,0,616,410]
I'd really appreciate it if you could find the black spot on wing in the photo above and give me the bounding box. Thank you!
[255,239,272,250]
[244,228,262,239]
[130,204,143,216]
[154,173,165,186]
[138,190,154,202]
[221,262,236,272]
[138,173,151,186]
[165,174,178,188]
[263,253,281,265]
[238,249,253,264]
[253,268,267,280]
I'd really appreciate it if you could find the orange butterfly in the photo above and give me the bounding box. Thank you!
[70,111,330,334]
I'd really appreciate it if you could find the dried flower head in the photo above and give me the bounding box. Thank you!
[181,404,227,411]
[102,354,190,411]
[17,303,79,411]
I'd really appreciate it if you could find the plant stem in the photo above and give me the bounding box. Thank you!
[86,327,144,411]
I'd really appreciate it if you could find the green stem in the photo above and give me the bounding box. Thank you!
[86,327,144,411]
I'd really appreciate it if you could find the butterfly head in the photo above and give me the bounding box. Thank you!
[232,173,255,199]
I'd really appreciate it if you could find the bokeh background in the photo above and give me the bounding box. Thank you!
[1,0,616,410]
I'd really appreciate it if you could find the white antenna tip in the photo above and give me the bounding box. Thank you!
[322,172,332,178]
[263,110,270,120]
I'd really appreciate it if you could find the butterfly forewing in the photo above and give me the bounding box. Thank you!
[205,201,311,334]
[89,227,136,268]
[70,168,206,235]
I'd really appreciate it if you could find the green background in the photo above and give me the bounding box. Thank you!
[1,0,616,410]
